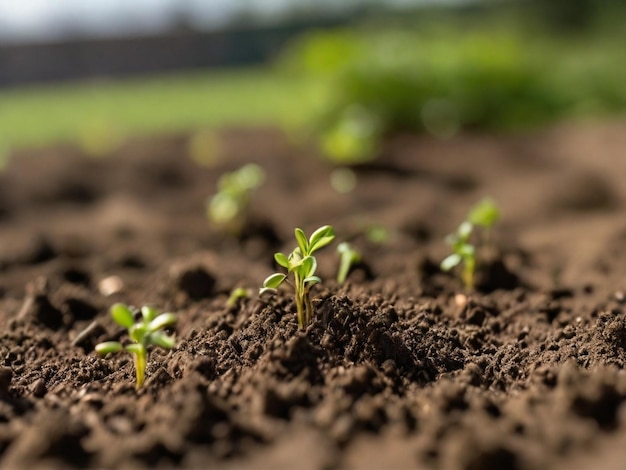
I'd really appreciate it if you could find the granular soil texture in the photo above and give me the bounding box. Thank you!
[2,121,626,469]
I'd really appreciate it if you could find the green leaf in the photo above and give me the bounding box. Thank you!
[274,252,289,268]
[129,323,148,344]
[141,306,159,322]
[95,341,124,355]
[259,287,277,296]
[237,163,266,190]
[300,256,317,278]
[366,225,390,244]
[263,273,287,289]
[338,242,361,262]
[288,249,303,269]
[110,303,135,328]
[227,287,249,306]
[208,192,239,224]
[294,228,308,255]
[458,221,473,240]
[125,343,145,355]
[458,244,476,258]
[308,225,335,253]
[303,275,321,286]
[441,253,462,271]
[148,332,176,349]
[148,313,177,332]
[468,197,499,228]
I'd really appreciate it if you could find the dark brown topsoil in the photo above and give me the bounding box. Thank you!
[2,121,626,469]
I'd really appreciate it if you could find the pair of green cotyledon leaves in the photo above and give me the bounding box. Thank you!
[261,225,336,329]
[95,303,177,388]
[260,225,336,295]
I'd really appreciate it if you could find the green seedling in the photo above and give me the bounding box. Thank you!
[468,197,500,228]
[441,221,476,291]
[95,303,177,389]
[468,197,500,247]
[336,242,362,284]
[365,224,391,245]
[207,163,266,236]
[260,225,335,329]
[320,105,381,165]
[441,197,501,290]
[227,287,250,307]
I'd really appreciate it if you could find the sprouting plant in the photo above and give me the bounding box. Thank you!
[365,224,391,244]
[95,303,177,389]
[336,241,362,284]
[320,105,381,165]
[441,197,500,290]
[260,225,335,329]
[441,221,476,290]
[468,197,500,228]
[468,197,500,246]
[207,163,265,236]
[227,287,250,307]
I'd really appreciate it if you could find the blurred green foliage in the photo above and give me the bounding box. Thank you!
[207,163,266,236]
[0,67,327,152]
[1,4,624,158]
[280,21,626,162]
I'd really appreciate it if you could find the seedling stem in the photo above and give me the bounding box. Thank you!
[337,241,362,284]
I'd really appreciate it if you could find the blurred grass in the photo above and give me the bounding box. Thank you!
[1,5,625,156]
[0,67,328,151]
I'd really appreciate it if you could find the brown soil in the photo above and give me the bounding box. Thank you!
[2,121,626,469]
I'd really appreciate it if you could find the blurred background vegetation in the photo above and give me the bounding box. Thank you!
[0,0,624,161]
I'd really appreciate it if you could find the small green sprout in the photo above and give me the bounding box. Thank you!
[468,197,500,228]
[207,163,266,236]
[260,225,335,329]
[468,197,500,247]
[95,303,177,389]
[365,224,391,244]
[336,242,362,284]
[320,105,381,165]
[441,197,500,290]
[441,221,476,290]
[227,287,250,307]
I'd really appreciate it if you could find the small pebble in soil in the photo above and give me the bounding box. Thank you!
[31,378,47,398]
[98,275,124,296]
